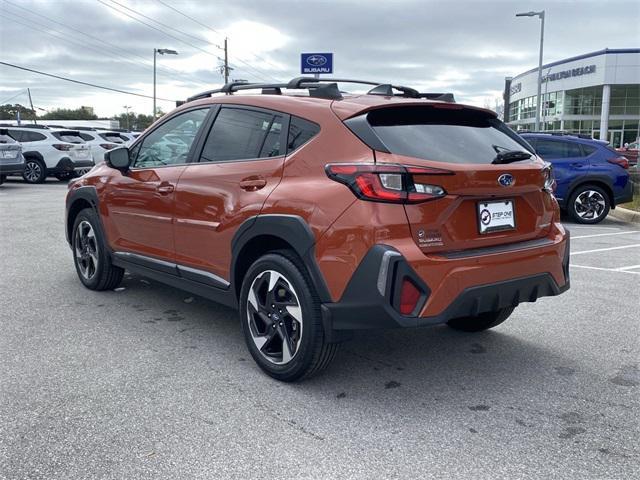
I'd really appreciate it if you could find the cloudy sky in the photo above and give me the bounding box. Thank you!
[0,0,636,119]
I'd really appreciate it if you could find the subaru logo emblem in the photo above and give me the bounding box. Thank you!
[306,55,327,66]
[498,174,514,187]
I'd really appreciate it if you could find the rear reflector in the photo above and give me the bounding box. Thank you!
[399,279,421,315]
[607,156,629,169]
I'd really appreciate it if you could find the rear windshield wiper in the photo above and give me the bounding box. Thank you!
[492,150,532,164]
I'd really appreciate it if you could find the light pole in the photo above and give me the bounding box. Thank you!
[123,105,131,130]
[153,48,178,120]
[516,10,545,132]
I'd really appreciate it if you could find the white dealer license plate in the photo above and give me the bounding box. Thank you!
[477,200,515,234]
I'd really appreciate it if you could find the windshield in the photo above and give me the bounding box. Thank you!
[366,106,534,164]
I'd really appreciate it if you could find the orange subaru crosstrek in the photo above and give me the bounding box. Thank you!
[66,78,570,381]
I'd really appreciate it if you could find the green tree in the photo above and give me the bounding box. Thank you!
[0,103,37,121]
[40,106,98,120]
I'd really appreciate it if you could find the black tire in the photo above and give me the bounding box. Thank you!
[239,250,338,382]
[567,184,610,224]
[72,208,124,291]
[446,307,515,332]
[0,175,5,185]
[22,157,47,184]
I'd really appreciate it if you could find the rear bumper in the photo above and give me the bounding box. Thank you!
[0,161,25,175]
[323,229,570,330]
[614,179,634,206]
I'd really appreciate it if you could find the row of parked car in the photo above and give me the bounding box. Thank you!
[0,124,140,184]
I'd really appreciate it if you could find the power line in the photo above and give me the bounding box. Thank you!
[97,0,281,83]
[0,89,26,105]
[154,0,285,74]
[2,0,206,85]
[0,62,178,102]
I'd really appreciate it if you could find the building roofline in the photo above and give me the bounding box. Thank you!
[512,48,640,81]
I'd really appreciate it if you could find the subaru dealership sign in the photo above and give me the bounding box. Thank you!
[301,53,333,74]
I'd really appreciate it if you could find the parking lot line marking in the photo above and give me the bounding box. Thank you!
[615,264,640,271]
[572,230,639,239]
[570,244,640,256]
[569,225,620,230]
[571,264,640,275]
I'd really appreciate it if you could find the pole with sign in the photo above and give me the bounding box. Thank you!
[301,53,333,79]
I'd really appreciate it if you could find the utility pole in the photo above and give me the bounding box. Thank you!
[123,105,131,130]
[223,38,230,84]
[27,88,37,125]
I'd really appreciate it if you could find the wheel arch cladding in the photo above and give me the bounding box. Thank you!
[66,186,99,245]
[231,215,332,303]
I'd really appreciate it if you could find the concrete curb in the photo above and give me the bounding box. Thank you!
[609,206,640,224]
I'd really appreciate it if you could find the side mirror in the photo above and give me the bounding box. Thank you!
[105,147,131,172]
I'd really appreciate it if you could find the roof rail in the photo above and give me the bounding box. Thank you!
[186,77,455,103]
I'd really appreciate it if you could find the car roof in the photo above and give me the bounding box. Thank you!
[521,133,608,145]
[183,93,494,123]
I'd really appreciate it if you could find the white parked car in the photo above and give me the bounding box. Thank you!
[5,126,94,183]
[72,128,121,164]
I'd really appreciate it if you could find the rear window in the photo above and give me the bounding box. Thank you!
[363,106,533,164]
[79,133,96,142]
[52,131,84,143]
[99,133,125,143]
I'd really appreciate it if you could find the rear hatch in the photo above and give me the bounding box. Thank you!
[345,104,555,254]
[52,131,92,161]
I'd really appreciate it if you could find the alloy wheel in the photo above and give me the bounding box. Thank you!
[246,270,303,365]
[574,190,606,220]
[24,161,42,182]
[75,221,99,280]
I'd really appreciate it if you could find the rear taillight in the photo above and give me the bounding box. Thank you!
[542,162,556,192]
[325,163,451,203]
[52,144,73,151]
[399,279,421,315]
[607,156,629,169]
[100,143,118,150]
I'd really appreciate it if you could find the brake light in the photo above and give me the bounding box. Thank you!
[325,163,451,203]
[100,143,118,150]
[607,156,629,169]
[52,144,73,151]
[399,279,421,315]
[542,162,556,192]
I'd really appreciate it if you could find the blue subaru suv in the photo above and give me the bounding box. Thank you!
[521,133,633,224]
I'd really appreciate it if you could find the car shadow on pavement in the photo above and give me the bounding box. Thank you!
[119,272,576,404]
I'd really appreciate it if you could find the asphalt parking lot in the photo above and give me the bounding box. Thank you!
[1,180,638,480]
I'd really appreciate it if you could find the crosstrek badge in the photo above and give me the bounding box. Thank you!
[417,228,444,247]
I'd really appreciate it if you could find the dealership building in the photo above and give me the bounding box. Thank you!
[503,48,640,148]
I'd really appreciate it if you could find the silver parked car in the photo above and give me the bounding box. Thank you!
[0,128,25,185]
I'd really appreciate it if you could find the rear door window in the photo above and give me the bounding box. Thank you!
[200,107,283,162]
[535,139,582,159]
[19,131,47,142]
[361,106,533,164]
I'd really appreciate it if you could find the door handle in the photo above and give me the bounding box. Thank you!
[570,162,584,168]
[156,183,175,194]
[239,177,267,191]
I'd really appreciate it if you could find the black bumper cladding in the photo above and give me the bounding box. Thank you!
[323,238,570,331]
